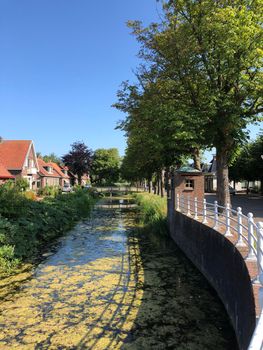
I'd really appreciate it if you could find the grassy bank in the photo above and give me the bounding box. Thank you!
[134,193,168,235]
[0,184,96,275]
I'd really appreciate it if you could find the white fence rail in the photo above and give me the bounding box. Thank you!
[175,193,263,349]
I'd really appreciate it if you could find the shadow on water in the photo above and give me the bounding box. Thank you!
[122,227,238,350]
[0,199,238,349]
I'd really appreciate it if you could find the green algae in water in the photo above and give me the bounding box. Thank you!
[0,204,238,349]
[124,228,238,350]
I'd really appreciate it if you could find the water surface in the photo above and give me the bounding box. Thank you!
[0,200,237,349]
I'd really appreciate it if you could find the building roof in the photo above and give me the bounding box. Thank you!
[49,162,70,179]
[0,140,32,170]
[0,163,14,179]
[177,166,201,173]
[37,158,60,178]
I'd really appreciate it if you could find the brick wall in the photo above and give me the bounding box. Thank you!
[168,198,256,350]
[174,172,204,201]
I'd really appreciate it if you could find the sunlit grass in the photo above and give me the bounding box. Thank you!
[133,193,168,235]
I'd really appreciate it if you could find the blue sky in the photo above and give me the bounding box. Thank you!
[0,1,261,160]
[0,0,163,157]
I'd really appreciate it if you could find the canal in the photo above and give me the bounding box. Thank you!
[0,198,238,349]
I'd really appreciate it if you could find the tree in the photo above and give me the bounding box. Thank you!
[123,0,263,206]
[91,148,121,185]
[230,133,263,193]
[42,153,62,165]
[62,142,93,185]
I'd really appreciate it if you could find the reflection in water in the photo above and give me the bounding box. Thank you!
[0,202,237,349]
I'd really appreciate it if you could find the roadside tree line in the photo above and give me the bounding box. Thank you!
[114,0,263,206]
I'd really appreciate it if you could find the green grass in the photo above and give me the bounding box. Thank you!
[134,193,168,235]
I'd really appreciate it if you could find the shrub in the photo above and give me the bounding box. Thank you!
[0,188,97,273]
[37,185,61,197]
[15,178,30,192]
[0,245,20,272]
[23,190,37,201]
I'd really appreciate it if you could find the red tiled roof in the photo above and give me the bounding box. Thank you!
[49,162,70,179]
[37,158,60,178]
[0,163,14,179]
[0,140,33,169]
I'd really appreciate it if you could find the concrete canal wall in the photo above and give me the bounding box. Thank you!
[168,199,256,350]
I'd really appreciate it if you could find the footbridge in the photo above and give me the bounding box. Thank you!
[168,191,263,350]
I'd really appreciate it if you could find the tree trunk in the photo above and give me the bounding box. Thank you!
[148,179,152,193]
[160,169,165,197]
[216,148,230,207]
[77,174,82,185]
[193,148,201,171]
[157,174,160,195]
[246,180,250,195]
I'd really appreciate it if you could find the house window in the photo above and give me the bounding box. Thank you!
[185,179,194,189]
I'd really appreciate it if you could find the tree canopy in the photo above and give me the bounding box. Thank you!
[91,148,121,185]
[114,0,263,205]
[62,142,93,185]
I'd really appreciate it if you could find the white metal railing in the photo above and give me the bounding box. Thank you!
[175,193,263,349]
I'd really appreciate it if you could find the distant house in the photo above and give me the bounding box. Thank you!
[67,171,90,187]
[80,173,90,186]
[0,140,39,189]
[37,158,61,188]
[0,163,14,184]
[202,155,261,193]
[48,163,70,187]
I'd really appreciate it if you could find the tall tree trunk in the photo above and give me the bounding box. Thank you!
[193,148,201,171]
[157,173,160,195]
[148,179,152,193]
[78,173,82,185]
[216,147,230,207]
[160,169,165,197]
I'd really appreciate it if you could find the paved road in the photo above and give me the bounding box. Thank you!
[205,193,263,222]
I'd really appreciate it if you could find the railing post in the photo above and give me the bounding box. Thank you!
[236,207,245,246]
[194,197,198,220]
[202,198,208,224]
[258,223,263,314]
[187,195,191,216]
[256,222,263,277]
[213,201,218,229]
[225,203,232,237]
[247,213,256,260]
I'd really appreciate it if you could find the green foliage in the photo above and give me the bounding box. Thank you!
[134,193,168,236]
[91,148,121,185]
[23,190,37,201]
[114,0,263,205]
[42,153,63,165]
[15,178,29,192]
[37,185,61,197]
[229,132,263,187]
[0,186,96,274]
